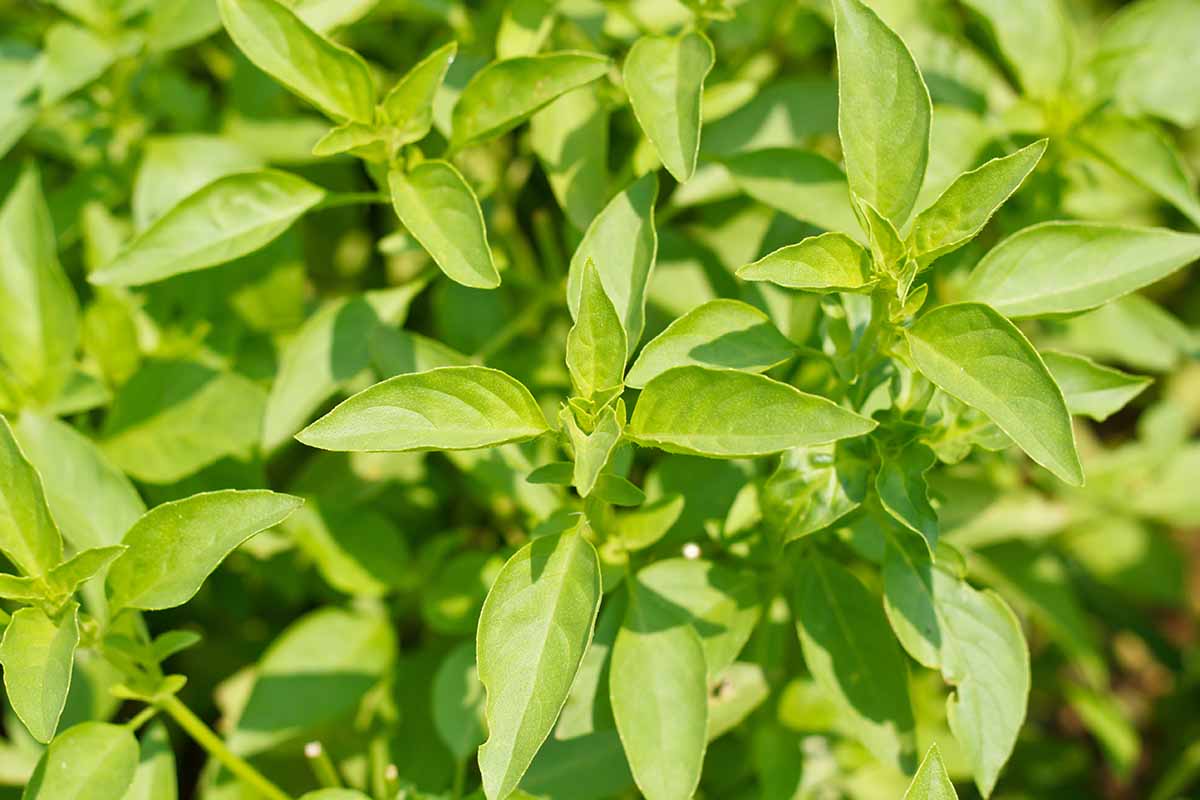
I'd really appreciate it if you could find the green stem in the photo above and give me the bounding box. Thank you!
[123,704,160,732]
[452,757,466,800]
[315,192,391,211]
[158,694,292,800]
[304,741,343,789]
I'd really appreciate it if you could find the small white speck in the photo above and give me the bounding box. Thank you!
[682,542,701,560]
[304,741,322,759]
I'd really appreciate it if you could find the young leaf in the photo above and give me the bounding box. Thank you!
[738,232,872,293]
[451,52,610,148]
[610,580,708,800]
[381,41,458,146]
[90,170,325,286]
[907,303,1083,485]
[566,259,627,398]
[46,546,126,595]
[626,299,797,388]
[0,416,63,577]
[876,442,939,549]
[963,223,1200,318]
[388,160,500,289]
[106,490,303,612]
[564,404,623,498]
[218,0,376,123]
[1041,351,1151,422]
[0,603,78,743]
[910,140,1047,264]
[298,366,548,452]
[832,0,931,226]
[21,722,139,800]
[961,0,1071,100]
[794,555,917,771]
[567,173,658,357]
[477,528,602,800]
[0,166,79,408]
[723,149,861,239]
[904,744,958,800]
[623,31,715,182]
[628,367,875,458]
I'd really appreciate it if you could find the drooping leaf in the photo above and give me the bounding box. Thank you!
[388,160,500,289]
[381,41,458,147]
[793,555,917,771]
[566,260,627,398]
[876,442,939,549]
[0,166,79,408]
[962,0,1071,100]
[0,604,78,743]
[0,416,63,577]
[1041,351,1151,422]
[738,232,872,293]
[106,490,303,612]
[477,528,602,800]
[610,579,709,800]
[904,744,959,800]
[762,444,868,544]
[628,367,875,458]
[907,303,1082,485]
[218,0,376,123]
[91,170,325,286]
[21,722,139,800]
[723,149,860,238]
[623,31,715,182]
[451,51,610,148]
[297,366,548,452]
[963,223,1200,318]
[567,173,658,356]
[910,140,1046,264]
[832,0,931,226]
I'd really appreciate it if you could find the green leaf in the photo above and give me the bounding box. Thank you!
[218,0,376,123]
[281,499,409,597]
[46,546,126,596]
[90,170,325,286]
[961,0,1071,100]
[0,416,63,577]
[477,528,602,800]
[567,173,658,357]
[388,161,500,289]
[617,494,685,552]
[297,366,548,452]
[381,41,457,147]
[21,722,138,800]
[106,490,303,612]
[906,303,1082,485]
[623,31,715,182]
[40,23,120,105]
[628,367,875,458]
[566,260,627,398]
[145,0,223,53]
[121,721,177,800]
[564,404,624,498]
[904,744,958,800]
[883,546,1029,797]
[433,642,487,762]
[531,85,609,229]
[793,555,916,771]
[0,166,79,408]
[451,51,610,149]
[762,444,868,543]
[132,135,263,231]
[1041,352,1151,422]
[876,442,939,549]
[0,604,78,743]
[13,414,145,552]
[591,474,646,507]
[832,0,931,225]
[910,140,1046,264]
[627,299,796,388]
[963,223,1200,318]
[497,0,555,59]
[738,233,872,293]
[723,149,860,238]
[610,580,709,800]
[706,662,769,741]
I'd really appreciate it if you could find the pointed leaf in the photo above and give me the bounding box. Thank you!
[389,161,500,289]
[723,148,860,238]
[566,260,627,398]
[0,416,63,577]
[382,41,457,146]
[907,303,1082,485]
[106,490,303,612]
[876,442,939,549]
[904,744,959,800]
[738,232,872,293]
[0,604,78,743]
[297,366,548,452]
[565,405,623,498]
[1042,351,1151,422]
[21,722,138,800]
[531,85,609,229]
[477,528,602,800]
[46,546,126,595]
[623,31,715,182]
[628,367,875,458]
[961,0,1071,100]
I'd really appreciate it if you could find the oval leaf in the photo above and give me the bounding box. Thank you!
[0,604,78,743]
[628,367,875,458]
[477,528,602,800]
[388,161,500,289]
[106,490,303,611]
[218,0,376,122]
[964,222,1200,318]
[22,722,138,800]
[297,366,548,452]
[90,170,325,286]
[623,31,715,182]
[0,415,63,577]
[906,303,1082,485]
[738,232,872,293]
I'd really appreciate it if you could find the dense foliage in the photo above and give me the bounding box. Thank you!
[0,0,1198,799]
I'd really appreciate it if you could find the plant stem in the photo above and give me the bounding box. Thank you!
[158,694,292,800]
[123,704,160,732]
[315,192,392,211]
[452,757,466,800]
